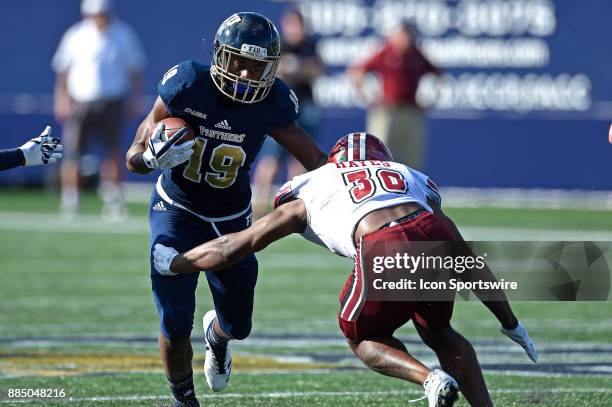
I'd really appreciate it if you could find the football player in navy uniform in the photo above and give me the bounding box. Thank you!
[0,126,62,171]
[125,12,326,407]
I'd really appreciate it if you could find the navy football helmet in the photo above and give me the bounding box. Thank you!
[211,12,281,103]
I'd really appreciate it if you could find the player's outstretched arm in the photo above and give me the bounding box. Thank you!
[270,122,327,171]
[0,126,63,171]
[429,199,538,362]
[0,148,26,171]
[154,199,308,275]
[429,200,519,328]
[126,96,171,174]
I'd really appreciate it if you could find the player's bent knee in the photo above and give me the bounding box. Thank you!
[227,321,252,340]
[160,308,194,341]
[161,323,192,341]
[161,325,192,341]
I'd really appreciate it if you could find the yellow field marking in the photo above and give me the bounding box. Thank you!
[0,352,332,378]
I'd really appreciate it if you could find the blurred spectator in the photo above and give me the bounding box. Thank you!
[52,0,146,219]
[252,7,325,217]
[348,21,440,171]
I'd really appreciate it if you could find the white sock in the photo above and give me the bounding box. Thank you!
[61,187,79,209]
[100,182,124,206]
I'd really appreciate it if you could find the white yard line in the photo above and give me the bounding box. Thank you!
[0,212,147,235]
[459,226,612,241]
[440,187,612,211]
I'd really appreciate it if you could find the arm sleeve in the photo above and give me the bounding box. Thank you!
[0,148,25,171]
[273,181,295,209]
[425,177,442,206]
[158,61,195,116]
[273,172,311,208]
[409,167,442,207]
[267,80,300,130]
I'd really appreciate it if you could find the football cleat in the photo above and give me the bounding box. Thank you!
[423,369,459,407]
[171,395,199,407]
[500,321,538,363]
[203,310,232,392]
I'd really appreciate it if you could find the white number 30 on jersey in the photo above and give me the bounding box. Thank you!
[343,168,407,204]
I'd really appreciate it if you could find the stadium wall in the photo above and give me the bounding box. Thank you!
[0,0,610,190]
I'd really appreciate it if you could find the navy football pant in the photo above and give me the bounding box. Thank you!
[149,189,257,340]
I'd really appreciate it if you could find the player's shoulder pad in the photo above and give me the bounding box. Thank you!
[268,78,300,121]
[405,165,442,205]
[158,60,209,107]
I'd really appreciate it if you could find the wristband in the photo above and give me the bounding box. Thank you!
[0,148,26,170]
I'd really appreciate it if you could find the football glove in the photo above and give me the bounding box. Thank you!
[153,243,179,276]
[501,321,538,363]
[19,126,63,166]
[143,124,195,170]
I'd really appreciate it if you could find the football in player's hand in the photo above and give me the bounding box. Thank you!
[148,117,196,145]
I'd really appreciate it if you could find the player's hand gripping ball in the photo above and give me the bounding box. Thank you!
[143,118,196,170]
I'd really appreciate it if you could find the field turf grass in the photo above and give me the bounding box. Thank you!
[1,190,611,406]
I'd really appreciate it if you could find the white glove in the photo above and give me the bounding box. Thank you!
[501,321,538,363]
[143,124,194,170]
[19,126,63,166]
[153,243,179,276]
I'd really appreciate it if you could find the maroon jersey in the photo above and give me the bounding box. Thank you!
[359,43,439,107]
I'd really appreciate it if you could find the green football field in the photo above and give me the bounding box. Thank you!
[1,190,611,406]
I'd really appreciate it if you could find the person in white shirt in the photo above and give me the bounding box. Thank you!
[52,0,146,219]
[153,133,537,407]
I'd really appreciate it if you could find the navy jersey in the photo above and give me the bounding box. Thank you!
[158,60,300,217]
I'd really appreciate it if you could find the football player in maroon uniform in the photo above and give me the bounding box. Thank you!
[154,133,536,407]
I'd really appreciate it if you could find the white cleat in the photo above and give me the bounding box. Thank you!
[202,310,232,392]
[500,321,538,363]
[423,369,459,407]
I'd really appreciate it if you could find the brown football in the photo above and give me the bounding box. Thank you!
[147,117,196,145]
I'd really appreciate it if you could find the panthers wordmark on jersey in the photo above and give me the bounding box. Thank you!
[157,60,299,218]
[275,161,442,258]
